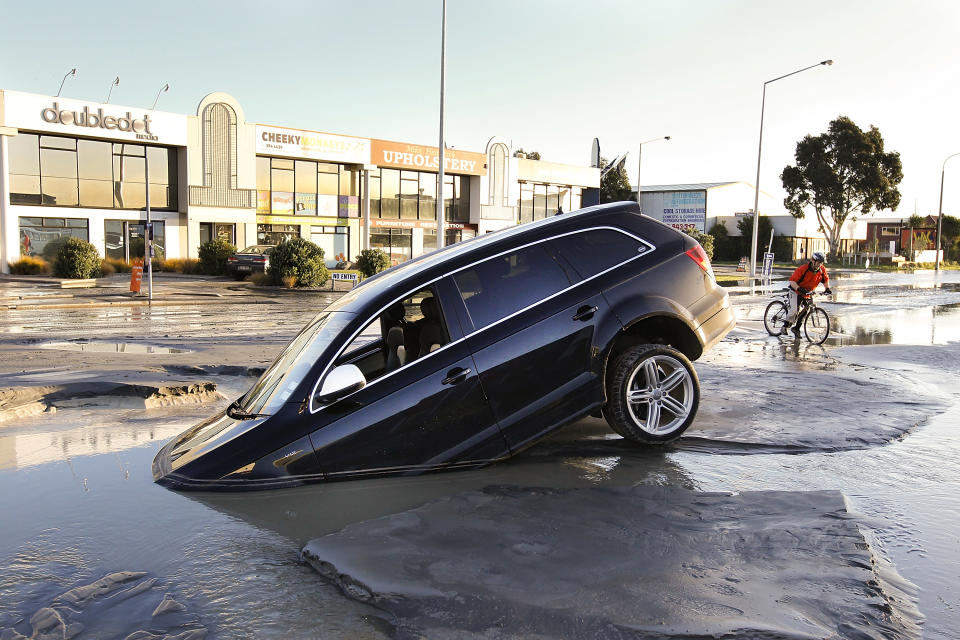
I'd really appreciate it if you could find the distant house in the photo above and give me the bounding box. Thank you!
[864,216,937,258]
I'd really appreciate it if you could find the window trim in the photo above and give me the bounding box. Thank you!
[309,226,655,413]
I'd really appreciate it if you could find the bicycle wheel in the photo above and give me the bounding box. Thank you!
[763,300,788,336]
[804,307,830,345]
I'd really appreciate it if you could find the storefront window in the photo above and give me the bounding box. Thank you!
[7,134,178,211]
[104,220,166,262]
[8,133,41,205]
[518,182,572,221]
[19,217,88,259]
[368,169,381,218]
[199,222,235,246]
[519,183,534,223]
[295,161,317,216]
[309,225,349,267]
[258,224,300,246]
[369,228,412,265]
[380,168,400,219]
[400,171,419,220]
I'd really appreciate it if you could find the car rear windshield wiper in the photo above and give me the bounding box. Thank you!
[227,399,271,420]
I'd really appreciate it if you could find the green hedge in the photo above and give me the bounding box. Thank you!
[54,237,102,279]
[356,248,390,278]
[266,237,329,287]
[198,238,236,275]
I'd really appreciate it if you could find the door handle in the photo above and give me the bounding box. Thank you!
[572,305,599,321]
[442,367,471,385]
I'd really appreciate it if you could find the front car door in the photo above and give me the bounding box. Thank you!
[308,281,509,479]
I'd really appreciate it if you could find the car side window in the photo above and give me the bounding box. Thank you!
[336,287,450,383]
[548,228,649,280]
[453,243,572,331]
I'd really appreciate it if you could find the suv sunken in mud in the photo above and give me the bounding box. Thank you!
[153,201,735,490]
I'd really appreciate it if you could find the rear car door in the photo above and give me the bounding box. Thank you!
[308,281,509,479]
[453,241,606,452]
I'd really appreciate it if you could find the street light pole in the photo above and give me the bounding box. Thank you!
[936,152,960,272]
[636,136,670,212]
[750,59,833,277]
[436,0,447,249]
[151,83,169,110]
[56,68,77,97]
[105,76,119,104]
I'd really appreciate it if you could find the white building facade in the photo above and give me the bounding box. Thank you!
[1,89,599,273]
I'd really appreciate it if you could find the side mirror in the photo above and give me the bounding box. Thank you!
[314,364,366,405]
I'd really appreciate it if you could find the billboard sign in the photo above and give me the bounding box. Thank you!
[657,190,706,232]
[256,125,370,164]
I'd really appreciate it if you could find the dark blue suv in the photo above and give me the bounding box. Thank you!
[153,201,735,490]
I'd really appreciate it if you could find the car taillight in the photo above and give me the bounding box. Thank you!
[685,245,713,276]
[254,257,267,263]
[227,256,236,263]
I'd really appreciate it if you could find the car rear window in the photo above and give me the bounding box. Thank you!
[548,228,648,280]
[453,243,572,331]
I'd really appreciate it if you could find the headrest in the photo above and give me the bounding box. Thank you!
[383,302,406,325]
[420,296,439,320]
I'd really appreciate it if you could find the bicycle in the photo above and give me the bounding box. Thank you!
[763,288,831,345]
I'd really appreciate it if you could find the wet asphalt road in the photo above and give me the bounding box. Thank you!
[0,269,959,639]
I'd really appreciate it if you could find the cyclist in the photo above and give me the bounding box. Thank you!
[784,251,833,337]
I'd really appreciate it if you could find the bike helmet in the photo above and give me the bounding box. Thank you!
[812,251,825,263]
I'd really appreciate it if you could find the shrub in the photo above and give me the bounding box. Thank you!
[103,258,134,273]
[250,272,270,286]
[356,248,390,278]
[99,260,116,276]
[54,237,102,279]
[162,258,201,274]
[683,228,714,261]
[266,237,329,287]
[9,256,51,275]
[198,238,236,275]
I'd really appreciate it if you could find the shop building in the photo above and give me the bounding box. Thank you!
[1,89,599,273]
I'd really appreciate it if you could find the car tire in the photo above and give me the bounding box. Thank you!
[604,344,699,444]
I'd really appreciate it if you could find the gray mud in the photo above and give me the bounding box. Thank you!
[0,382,224,424]
[0,571,205,640]
[302,485,921,640]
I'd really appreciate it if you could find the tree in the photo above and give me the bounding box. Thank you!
[940,215,960,261]
[736,215,792,262]
[515,148,541,160]
[600,156,633,204]
[781,116,902,259]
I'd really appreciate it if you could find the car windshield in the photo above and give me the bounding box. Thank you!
[240,246,270,254]
[237,311,354,415]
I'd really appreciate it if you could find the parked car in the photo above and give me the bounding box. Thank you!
[153,201,735,490]
[227,245,274,275]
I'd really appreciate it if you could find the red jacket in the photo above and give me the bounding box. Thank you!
[789,262,830,293]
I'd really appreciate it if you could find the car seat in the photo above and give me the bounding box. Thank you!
[417,296,446,355]
[381,302,407,371]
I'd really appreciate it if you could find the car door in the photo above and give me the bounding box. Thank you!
[308,281,509,479]
[453,241,606,452]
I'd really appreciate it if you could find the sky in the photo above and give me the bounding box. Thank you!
[2,0,959,218]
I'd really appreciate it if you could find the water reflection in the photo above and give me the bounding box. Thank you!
[39,341,191,354]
